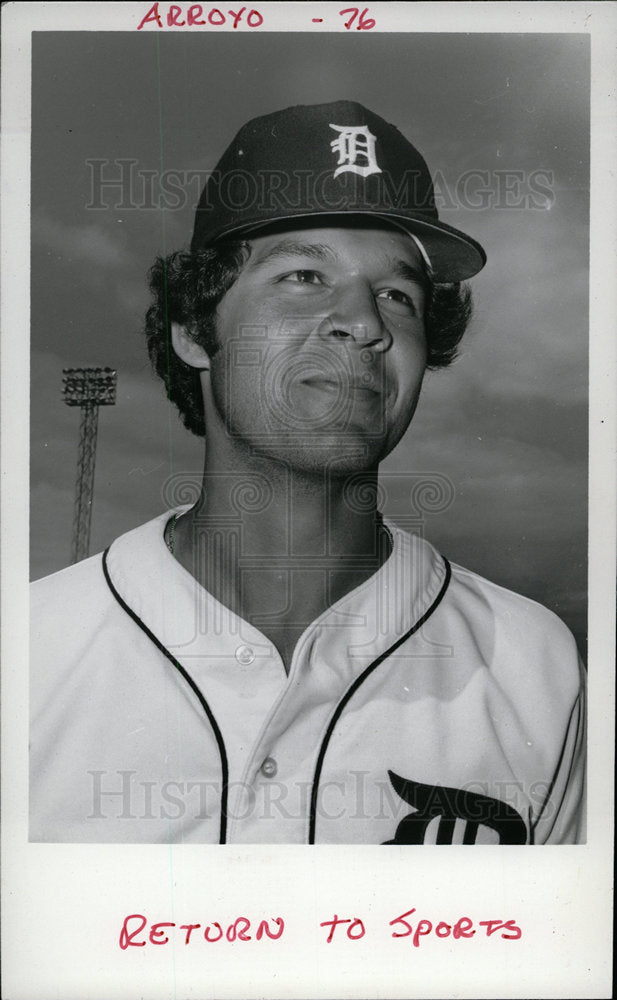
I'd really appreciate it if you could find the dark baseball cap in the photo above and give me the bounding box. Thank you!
[191,100,486,283]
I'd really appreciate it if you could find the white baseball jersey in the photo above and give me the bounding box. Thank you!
[30,508,586,844]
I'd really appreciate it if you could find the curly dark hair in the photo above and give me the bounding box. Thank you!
[144,242,473,438]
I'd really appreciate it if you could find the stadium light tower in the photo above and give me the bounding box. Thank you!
[62,366,117,564]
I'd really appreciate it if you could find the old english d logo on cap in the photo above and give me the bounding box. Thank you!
[329,123,382,179]
[191,100,486,283]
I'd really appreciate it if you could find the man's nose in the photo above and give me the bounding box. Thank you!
[317,282,392,351]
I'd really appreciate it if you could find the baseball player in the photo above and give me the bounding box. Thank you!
[30,101,586,845]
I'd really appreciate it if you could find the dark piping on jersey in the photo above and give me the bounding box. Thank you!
[308,557,452,844]
[102,549,230,844]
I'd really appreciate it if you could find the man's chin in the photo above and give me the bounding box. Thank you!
[250,432,390,476]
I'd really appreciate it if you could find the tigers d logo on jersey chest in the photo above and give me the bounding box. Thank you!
[329,123,382,178]
[382,771,528,845]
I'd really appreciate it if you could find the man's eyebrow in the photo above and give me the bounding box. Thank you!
[389,258,429,287]
[250,240,337,268]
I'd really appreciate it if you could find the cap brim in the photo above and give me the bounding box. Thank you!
[207,210,486,283]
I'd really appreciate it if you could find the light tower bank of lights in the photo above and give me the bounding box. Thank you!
[62,366,117,564]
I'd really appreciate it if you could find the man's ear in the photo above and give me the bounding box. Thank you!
[171,322,211,370]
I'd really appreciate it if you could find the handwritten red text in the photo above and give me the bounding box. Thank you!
[339,7,375,30]
[119,908,521,950]
[388,908,522,948]
[137,4,264,29]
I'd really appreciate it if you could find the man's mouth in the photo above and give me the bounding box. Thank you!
[299,375,381,395]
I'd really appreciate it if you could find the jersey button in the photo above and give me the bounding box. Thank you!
[260,757,278,778]
[235,644,255,665]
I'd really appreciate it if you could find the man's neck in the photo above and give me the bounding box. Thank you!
[168,451,391,671]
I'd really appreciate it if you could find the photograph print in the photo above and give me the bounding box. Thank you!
[29,29,588,846]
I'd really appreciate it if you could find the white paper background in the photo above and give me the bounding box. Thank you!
[1,3,615,998]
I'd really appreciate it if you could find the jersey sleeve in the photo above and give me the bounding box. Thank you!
[531,653,586,844]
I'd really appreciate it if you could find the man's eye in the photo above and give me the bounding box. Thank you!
[376,288,417,312]
[281,270,322,285]
[377,288,413,308]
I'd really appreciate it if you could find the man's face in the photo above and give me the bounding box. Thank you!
[204,223,428,474]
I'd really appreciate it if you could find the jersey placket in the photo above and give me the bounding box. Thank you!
[226,528,448,843]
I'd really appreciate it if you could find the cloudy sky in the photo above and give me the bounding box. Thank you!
[30,30,589,652]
